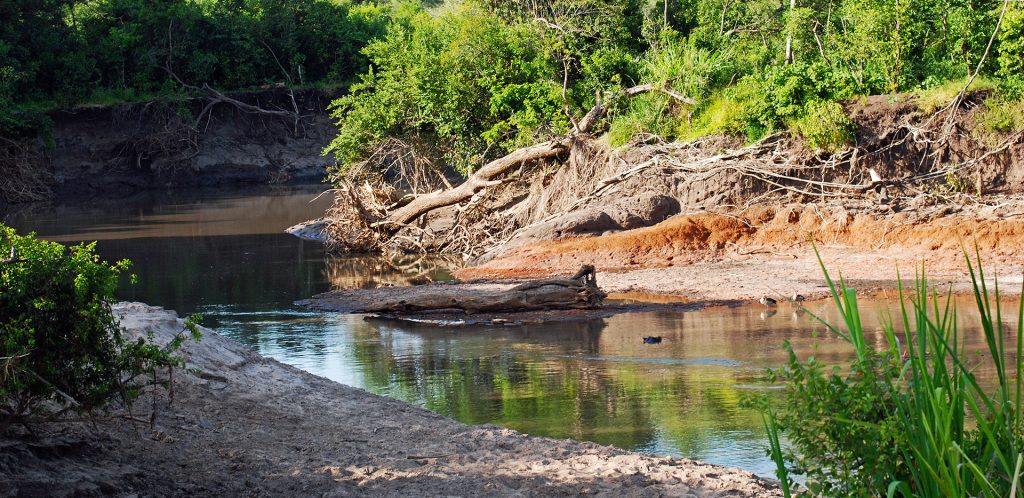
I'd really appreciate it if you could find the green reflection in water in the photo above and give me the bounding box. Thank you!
[30,188,1023,477]
[324,315,777,473]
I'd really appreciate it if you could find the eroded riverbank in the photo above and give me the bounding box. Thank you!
[455,199,1024,302]
[0,303,781,497]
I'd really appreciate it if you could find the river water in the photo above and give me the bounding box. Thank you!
[4,187,1018,478]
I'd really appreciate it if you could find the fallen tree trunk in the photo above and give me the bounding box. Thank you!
[318,265,606,314]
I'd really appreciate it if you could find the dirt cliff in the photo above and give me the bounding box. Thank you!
[2,88,340,204]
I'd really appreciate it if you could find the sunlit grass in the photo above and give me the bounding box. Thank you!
[914,76,998,113]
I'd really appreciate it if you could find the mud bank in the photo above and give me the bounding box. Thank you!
[0,302,780,497]
[457,198,1024,302]
[9,88,340,203]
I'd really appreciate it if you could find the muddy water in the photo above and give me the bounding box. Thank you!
[3,188,1018,477]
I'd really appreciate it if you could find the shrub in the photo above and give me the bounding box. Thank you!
[914,76,997,114]
[677,89,747,141]
[977,96,1024,137]
[755,250,1024,497]
[325,3,565,175]
[789,100,855,153]
[996,4,1024,99]
[0,225,199,430]
[606,93,684,147]
[606,32,732,146]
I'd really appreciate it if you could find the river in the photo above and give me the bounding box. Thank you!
[4,186,1017,478]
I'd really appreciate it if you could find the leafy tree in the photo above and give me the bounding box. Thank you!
[997,2,1024,97]
[326,2,566,174]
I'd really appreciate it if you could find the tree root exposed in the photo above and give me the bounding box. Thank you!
[322,90,1024,260]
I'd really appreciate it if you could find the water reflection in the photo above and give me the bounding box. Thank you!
[211,308,779,473]
[5,187,1019,478]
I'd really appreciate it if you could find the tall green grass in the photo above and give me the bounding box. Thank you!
[761,249,1024,497]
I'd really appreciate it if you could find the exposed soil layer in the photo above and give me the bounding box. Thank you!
[4,88,341,204]
[457,197,1024,302]
[1,303,780,498]
[318,90,1024,263]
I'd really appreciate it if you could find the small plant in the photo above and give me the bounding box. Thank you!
[1,224,199,431]
[977,96,1024,138]
[913,77,997,114]
[757,247,1024,497]
[789,100,855,154]
[943,170,974,194]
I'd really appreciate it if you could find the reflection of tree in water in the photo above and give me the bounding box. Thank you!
[343,316,767,458]
[323,254,460,289]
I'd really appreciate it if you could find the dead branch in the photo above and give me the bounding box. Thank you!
[374,140,570,231]
[165,21,302,134]
[0,136,52,203]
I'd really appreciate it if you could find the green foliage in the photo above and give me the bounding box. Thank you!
[756,250,1024,497]
[6,0,1022,166]
[326,3,566,174]
[789,100,855,153]
[977,96,1024,136]
[607,31,732,146]
[762,407,793,498]
[607,93,683,147]
[0,0,387,137]
[997,4,1024,98]
[0,225,200,428]
[915,76,997,114]
[677,89,747,140]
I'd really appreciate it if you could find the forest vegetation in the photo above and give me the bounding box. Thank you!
[4,0,1022,153]
[323,0,1024,174]
[0,0,388,137]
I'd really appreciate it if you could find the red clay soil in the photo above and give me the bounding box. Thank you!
[456,200,1024,301]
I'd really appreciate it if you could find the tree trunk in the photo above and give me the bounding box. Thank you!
[785,0,796,65]
[376,140,569,230]
[356,265,605,314]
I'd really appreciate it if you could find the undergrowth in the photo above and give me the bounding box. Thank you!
[754,250,1024,497]
[977,96,1024,143]
[787,101,855,154]
[914,77,998,114]
[1,225,201,431]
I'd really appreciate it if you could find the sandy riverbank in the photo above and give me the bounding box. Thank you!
[1,302,780,497]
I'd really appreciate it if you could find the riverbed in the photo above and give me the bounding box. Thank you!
[4,186,1018,478]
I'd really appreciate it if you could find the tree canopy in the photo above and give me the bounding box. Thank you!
[326,0,1024,173]
[2,0,1021,160]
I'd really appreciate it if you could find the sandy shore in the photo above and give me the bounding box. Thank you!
[1,302,780,497]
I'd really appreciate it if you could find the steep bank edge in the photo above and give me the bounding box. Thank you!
[0,302,780,497]
[457,201,1024,302]
[8,88,340,202]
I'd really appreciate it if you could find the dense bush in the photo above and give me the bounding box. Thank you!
[755,255,1024,497]
[0,225,198,429]
[325,2,566,174]
[789,100,855,153]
